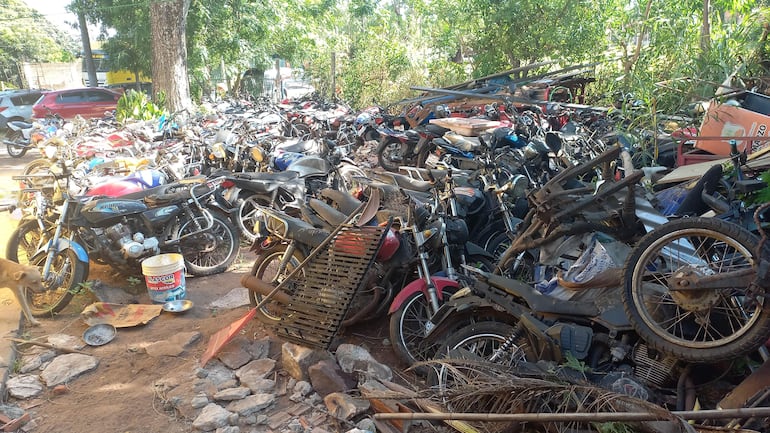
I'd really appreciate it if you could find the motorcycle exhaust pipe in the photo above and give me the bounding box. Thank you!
[240,274,291,305]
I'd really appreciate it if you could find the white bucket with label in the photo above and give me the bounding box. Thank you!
[142,253,187,303]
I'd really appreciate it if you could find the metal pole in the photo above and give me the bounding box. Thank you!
[373,406,770,423]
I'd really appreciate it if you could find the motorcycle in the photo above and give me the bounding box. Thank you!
[375,107,452,172]
[4,115,63,158]
[7,165,240,315]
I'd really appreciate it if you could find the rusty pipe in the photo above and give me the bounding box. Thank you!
[240,274,291,305]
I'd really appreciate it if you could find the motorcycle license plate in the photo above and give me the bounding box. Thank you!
[426,153,440,167]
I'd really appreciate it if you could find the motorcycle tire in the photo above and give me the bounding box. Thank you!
[6,219,53,265]
[248,244,305,323]
[177,210,240,276]
[376,139,404,172]
[5,130,27,158]
[388,288,458,375]
[17,158,54,207]
[237,193,272,244]
[485,231,512,262]
[336,164,367,194]
[622,217,770,363]
[28,248,87,317]
[429,321,528,396]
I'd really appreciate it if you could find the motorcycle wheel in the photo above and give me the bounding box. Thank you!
[485,231,512,262]
[429,321,528,396]
[6,219,53,265]
[376,139,404,172]
[28,249,87,316]
[5,130,27,158]
[336,164,366,194]
[17,158,54,207]
[248,244,305,322]
[622,217,770,363]
[389,288,458,374]
[177,211,240,276]
[237,193,272,244]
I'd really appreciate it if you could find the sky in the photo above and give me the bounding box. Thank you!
[23,0,84,38]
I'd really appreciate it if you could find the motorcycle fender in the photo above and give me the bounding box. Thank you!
[388,276,459,314]
[423,295,496,344]
[465,241,495,260]
[40,238,90,265]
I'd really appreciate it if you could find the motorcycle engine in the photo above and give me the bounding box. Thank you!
[104,224,160,259]
[631,343,679,388]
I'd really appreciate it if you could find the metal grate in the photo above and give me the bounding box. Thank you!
[271,223,388,350]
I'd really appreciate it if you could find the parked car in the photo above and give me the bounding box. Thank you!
[32,88,122,120]
[0,89,45,129]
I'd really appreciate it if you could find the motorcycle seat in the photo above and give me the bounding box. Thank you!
[443,132,481,152]
[319,188,363,215]
[234,171,300,182]
[426,124,451,136]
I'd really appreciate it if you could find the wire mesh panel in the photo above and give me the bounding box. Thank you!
[271,223,388,350]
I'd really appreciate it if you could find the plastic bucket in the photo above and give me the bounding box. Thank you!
[142,253,186,303]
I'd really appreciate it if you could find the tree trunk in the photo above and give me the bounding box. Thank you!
[76,1,98,88]
[701,0,711,53]
[150,0,192,111]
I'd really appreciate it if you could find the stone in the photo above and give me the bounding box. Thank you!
[6,375,43,399]
[356,418,376,433]
[216,426,240,433]
[225,393,275,417]
[323,393,370,421]
[334,344,392,381]
[191,393,210,409]
[287,419,303,433]
[240,414,257,425]
[205,362,238,390]
[242,378,275,394]
[46,334,85,351]
[281,342,329,381]
[310,428,332,433]
[192,403,233,431]
[293,381,312,397]
[214,387,252,401]
[144,332,200,357]
[19,350,56,374]
[194,379,219,397]
[218,341,253,370]
[237,359,276,381]
[308,359,353,397]
[40,353,99,387]
[209,287,250,310]
[247,337,272,359]
[145,340,185,357]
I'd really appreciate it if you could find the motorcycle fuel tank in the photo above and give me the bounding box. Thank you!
[81,199,148,226]
[286,155,332,178]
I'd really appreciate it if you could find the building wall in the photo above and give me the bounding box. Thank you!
[21,62,81,90]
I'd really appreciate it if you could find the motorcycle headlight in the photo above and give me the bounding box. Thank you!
[251,147,265,163]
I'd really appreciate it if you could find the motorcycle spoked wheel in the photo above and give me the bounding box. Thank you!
[5,130,27,158]
[428,321,531,404]
[237,193,272,244]
[248,244,305,323]
[388,287,459,375]
[376,139,405,172]
[622,217,770,363]
[175,211,240,276]
[28,249,87,316]
[17,158,55,207]
[6,219,52,265]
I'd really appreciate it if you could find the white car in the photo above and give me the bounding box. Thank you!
[282,79,315,100]
[0,89,45,129]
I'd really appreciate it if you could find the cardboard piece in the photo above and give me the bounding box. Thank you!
[697,103,770,155]
[81,302,163,328]
[429,118,501,136]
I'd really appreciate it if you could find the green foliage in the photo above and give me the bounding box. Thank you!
[0,0,77,68]
[116,89,166,122]
[70,280,95,296]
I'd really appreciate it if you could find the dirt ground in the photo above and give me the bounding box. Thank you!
[9,246,405,433]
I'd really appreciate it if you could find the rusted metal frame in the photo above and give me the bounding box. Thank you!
[373,406,770,422]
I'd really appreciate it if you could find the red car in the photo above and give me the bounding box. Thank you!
[32,88,122,120]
